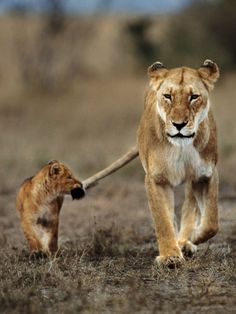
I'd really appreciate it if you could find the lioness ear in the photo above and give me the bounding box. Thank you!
[198,59,220,90]
[48,161,61,177]
[148,61,168,78]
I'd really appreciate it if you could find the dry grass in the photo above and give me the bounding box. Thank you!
[1,184,236,313]
[0,15,236,313]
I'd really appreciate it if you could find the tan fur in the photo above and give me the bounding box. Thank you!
[16,160,83,255]
[137,60,220,266]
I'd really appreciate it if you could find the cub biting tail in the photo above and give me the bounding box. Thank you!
[16,148,139,256]
[16,160,85,255]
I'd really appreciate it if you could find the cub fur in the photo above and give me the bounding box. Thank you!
[137,60,219,266]
[16,160,85,255]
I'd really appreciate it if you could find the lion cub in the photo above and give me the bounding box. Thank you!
[16,160,85,255]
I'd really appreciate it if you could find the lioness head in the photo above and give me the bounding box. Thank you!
[47,160,85,199]
[148,60,219,146]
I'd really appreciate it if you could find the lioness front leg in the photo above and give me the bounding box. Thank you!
[145,175,183,266]
[178,182,199,256]
[191,168,219,245]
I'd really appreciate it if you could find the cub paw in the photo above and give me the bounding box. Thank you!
[155,255,185,269]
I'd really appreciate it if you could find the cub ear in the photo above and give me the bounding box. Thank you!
[48,160,61,177]
[198,59,220,90]
[147,61,168,79]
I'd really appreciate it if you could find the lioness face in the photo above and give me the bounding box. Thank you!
[156,69,209,146]
[148,60,219,146]
[47,160,85,199]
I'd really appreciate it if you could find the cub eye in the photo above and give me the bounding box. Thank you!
[163,94,172,100]
[190,94,199,101]
[67,175,72,179]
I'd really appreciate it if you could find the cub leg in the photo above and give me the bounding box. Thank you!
[21,220,43,252]
[36,214,60,255]
[178,182,199,256]
[145,175,183,266]
[191,168,219,244]
[48,220,59,255]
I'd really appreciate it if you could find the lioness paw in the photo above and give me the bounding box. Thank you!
[155,255,185,269]
[181,241,197,257]
[191,223,219,245]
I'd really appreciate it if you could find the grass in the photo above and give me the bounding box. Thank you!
[0,219,235,313]
[1,180,236,313]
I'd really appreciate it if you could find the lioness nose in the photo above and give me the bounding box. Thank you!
[172,121,188,131]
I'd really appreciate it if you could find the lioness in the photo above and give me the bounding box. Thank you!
[138,60,219,266]
[16,160,85,255]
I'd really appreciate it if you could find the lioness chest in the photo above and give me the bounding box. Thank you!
[165,144,213,186]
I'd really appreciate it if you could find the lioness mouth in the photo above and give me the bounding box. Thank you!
[167,132,195,139]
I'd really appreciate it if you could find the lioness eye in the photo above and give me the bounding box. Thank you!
[190,94,199,101]
[163,94,172,100]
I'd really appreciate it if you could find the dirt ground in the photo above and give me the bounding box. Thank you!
[0,73,236,313]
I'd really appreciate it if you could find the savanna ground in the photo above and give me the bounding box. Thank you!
[0,14,236,313]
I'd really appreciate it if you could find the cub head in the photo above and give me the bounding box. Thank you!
[47,160,85,199]
[148,59,220,146]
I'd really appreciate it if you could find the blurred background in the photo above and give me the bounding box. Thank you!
[0,0,235,195]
